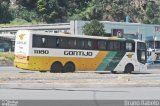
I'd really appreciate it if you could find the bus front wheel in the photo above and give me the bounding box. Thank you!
[111,71,117,74]
[63,62,75,73]
[124,64,134,74]
[50,62,63,73]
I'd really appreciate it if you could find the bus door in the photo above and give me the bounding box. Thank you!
[137,42,147,70]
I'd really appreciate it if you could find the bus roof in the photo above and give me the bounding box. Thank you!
[17,30,143,42]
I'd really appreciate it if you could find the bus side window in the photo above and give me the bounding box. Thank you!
[108,41,114,50]
[41,36,47,47]
[47,36,56,48]
[108,41,121,51]
[98,40,106,50]
[84,39,93,50]
[60,37,68,48]
[120,41,125,51]
[106,41,110,50]
[68,38,76,49]
[32,35,47,48]
[76,38,84,49]
[93,40,98,50]
[33,35,40,47]
[56,38,60,47]
[86,40,93,49]
[126,42,135,52]
[113,41,120,50]
[126,42,132,51]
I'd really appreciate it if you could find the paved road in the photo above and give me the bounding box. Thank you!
[0,66,37,73]
[1,87,160,106]
[0,87,160,100]
[0,65,160,86]
[0,65,160,74]
[0,66,160,106]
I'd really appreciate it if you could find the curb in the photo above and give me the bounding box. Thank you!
[0,62,13,67]
[147,63,160,69]
[1,82,160,89]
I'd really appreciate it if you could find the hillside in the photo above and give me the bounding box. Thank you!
[0,0,160,25]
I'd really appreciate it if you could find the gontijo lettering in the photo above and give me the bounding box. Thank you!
[64,51,93,56]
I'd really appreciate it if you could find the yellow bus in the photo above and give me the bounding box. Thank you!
[14,30,147,73]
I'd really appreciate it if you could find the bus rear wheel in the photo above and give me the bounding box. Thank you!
[111,71,117,74]
[39,71,47,73]
[124,64,134,74]
[63,62,75,73]
[50,62,63,73]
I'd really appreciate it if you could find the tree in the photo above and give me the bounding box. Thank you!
[16,0,37,9]
[9,3,39,23]
[0,1,12,24]
[37,0,67,23]
[143,1,160,24]
[2,0,160,24]
[67,0,91,16]
[78,0,103,20]
[82,20,105,36]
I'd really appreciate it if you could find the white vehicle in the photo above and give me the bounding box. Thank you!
[147,49,160,64]
[146,40,160,63]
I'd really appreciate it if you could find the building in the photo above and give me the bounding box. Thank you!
[70,20,160,49]
[70,20,160,41]
[0,23,70,52]
[0,34,15,52]
[1,20,160,51]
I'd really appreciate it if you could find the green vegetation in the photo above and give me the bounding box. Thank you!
[83,20,105,36]
[0,52,15,63]
[1,0,160,24]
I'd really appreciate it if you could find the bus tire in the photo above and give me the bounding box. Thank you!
[111,71,117,74]
[63,62,75,73]
[124,63,134,74]
[50,62,63,73]
[39,71,47,73]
